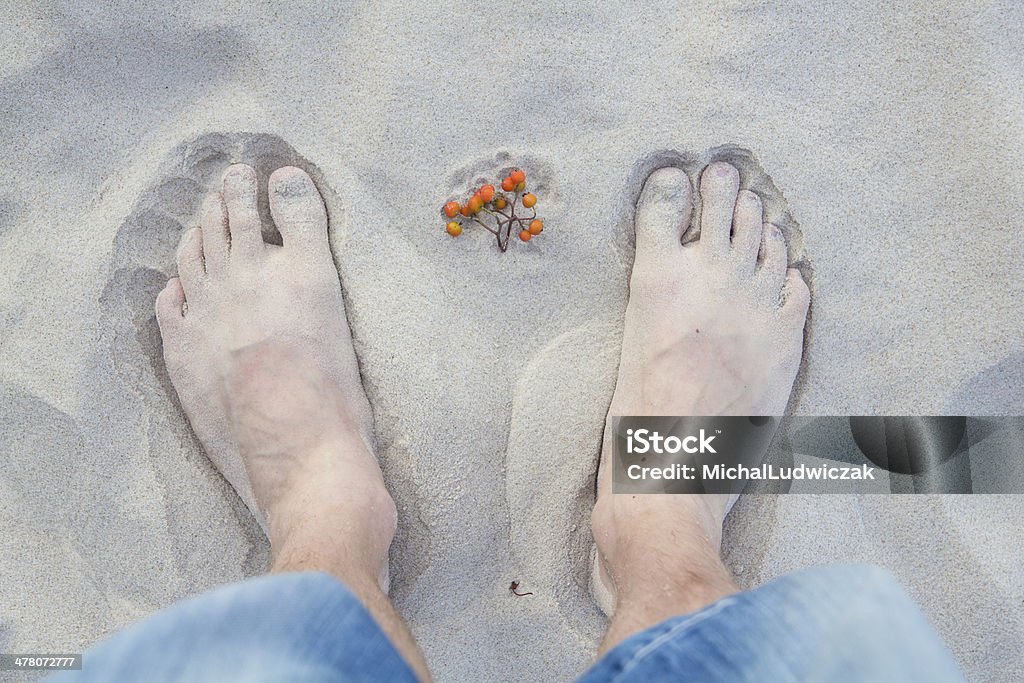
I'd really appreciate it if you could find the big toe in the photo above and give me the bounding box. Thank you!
[269,166,330,256]
[634,167,692,258]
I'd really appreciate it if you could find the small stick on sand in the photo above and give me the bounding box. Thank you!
[509,581,534,597]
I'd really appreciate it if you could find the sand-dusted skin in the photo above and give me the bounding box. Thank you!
[155,164,430,681]
[154,155,809,673]
[591,161,810,652]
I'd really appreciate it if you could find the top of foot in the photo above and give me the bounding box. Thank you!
[155,165,394,586]
[591,161,810,627]
[614,160,809,418]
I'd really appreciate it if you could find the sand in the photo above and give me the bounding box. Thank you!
[1,1,1023,681]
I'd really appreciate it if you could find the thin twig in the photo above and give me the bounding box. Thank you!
[471,216,499,237]
[510,581,533,597]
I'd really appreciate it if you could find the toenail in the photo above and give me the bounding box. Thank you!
[225,165,251,180]
[273,175,311,197]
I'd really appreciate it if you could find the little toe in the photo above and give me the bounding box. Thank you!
[634,167,692,259]
[155,277,186,331]
[782,268,811,316]
[731,190,763,268]
[698,161,740,255]
[200,192,229,273]
[268,167,330,256]
[756,222,788,296]
[176,227,206,299]
[222,164,264,262]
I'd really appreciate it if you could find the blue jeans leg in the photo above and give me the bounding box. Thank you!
[50,572,417,683]
[580,563,965,683]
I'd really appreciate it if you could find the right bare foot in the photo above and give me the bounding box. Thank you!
[155,164,395,588]
[591,162,810,649]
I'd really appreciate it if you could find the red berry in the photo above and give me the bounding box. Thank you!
[510,169,526,184]
[501,177,515,192]
[519,229,532,242]
[479,184,495,202]
[443,201,460,218]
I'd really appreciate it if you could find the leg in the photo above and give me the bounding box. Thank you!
[580,564,965,682]
[591,161,810,651]
[148,165,428,680]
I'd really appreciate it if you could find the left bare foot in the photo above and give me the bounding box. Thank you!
[591,162,810,650]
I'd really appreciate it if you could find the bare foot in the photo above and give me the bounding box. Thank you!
[155,164,394,588]
[591,161,810,650]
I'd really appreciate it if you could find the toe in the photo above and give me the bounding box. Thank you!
[782,268,811,315]
[200,192,229,273]
[698,161,740,255]
[176,227,206,299]
[731,190,763,268]
[634,167,692,258]
[222,164,264,262]
[155,277,186,330]
[756,222,788,294]
[268,167,330,254]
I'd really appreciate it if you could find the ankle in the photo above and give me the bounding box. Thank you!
[270,490,396,581]
[265,441,397,583]
[592,492,736,606]
[617,546,736,606]
[592,494,723,560]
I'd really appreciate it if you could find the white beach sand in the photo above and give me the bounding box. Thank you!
[1,1,1023,680]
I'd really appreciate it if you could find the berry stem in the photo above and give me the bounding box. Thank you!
[471,216,500,238]
[501,217,512,252]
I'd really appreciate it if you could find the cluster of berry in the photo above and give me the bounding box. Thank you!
[441,168,544,252]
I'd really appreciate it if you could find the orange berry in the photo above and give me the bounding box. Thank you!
[521,192,537,208]
[468,195,483,213]
[446,221,462,237]
[443,201,460,218]
[494,197,507,210]
[528,219,544,235]
[515,181,525,192]
[519,229,532,242]
[479,184,495,202]
[459,204,472,217]
[510,169,526,184]
[501,177,515,192]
